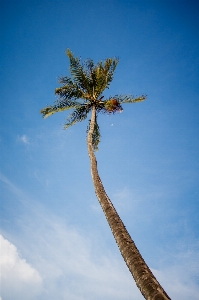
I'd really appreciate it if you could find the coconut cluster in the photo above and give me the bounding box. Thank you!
[105,99,123,113]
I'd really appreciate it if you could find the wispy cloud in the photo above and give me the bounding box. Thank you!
[112,187,132,213]
[0,174,142,300]
[1,216,142,300]
[153,253,199,300]
[17,134,29,145]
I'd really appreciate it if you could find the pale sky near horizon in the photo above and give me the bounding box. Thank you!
[0,0,199,299]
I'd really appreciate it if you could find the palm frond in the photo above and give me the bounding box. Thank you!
[55,77,86,101]
[91,58,119,98]
[64,104,91,129]
[40,99,81,118]
[103,58,119,87]
[66,49,119,99]
[66,49,93,94]
[117,95,147,103]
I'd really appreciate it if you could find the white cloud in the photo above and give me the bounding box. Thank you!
[17,134,29,144]
[0,235,43,300]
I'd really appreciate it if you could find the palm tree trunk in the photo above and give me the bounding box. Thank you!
[87,106,171,300]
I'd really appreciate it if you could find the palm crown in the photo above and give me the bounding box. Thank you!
[41,49,146,150]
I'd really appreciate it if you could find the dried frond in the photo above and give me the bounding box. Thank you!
[87,117,101,151]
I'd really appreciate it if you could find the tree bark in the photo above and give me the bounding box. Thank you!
[87,106,171,300]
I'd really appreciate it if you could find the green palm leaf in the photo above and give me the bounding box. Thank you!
[64,104,91,129]
[117,95,147,103]
[89,58,119,98]
[55,77,84,100]
[66,49,119,99]
[66,49,93,94]
[40,99,81,118]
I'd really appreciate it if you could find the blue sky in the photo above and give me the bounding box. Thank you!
[0,0,199,299]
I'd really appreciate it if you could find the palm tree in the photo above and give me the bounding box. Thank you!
[41,49,171,300]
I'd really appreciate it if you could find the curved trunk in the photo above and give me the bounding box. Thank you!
[87,106,171,300]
